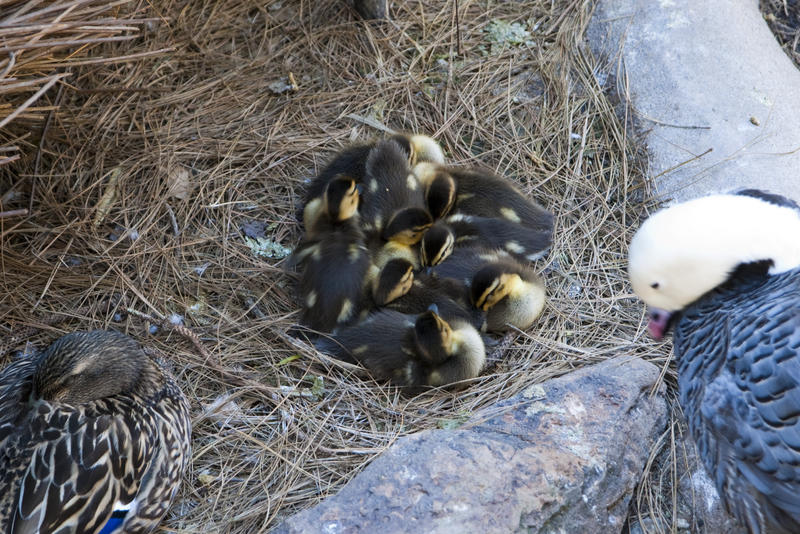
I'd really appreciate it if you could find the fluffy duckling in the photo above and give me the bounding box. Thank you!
[302,134,444,226]
[628,190,800,533]
[414,162,553,235]
[372,258,482,329]
[431,247,546,332]
[0,330,191,534]
[420,214,551,266]
[359,139,433,242]
[292,176,371,332]
[317,308,485,391]
[471,260,546,332]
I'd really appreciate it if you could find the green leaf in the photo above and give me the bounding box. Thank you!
[277,354,301,365]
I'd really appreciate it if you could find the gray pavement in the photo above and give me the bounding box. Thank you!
[587,0,800,203]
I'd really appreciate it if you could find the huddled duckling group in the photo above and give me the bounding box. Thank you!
[292,133,553,391]
[0,133,552,533]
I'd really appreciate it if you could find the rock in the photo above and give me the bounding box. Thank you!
[274,356,667,534]
[586,0,800,204]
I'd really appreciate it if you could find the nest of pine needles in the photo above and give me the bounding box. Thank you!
[0,0,688,531]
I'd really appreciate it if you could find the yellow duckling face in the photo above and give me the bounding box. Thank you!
[413,308,454,365]
[383,208,433,245]
[420,223,455,267]
[374,259,415,305]
[324,175,360,222]
[472,271,521,311]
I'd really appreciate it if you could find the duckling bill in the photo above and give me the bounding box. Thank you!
[0,330,191,534]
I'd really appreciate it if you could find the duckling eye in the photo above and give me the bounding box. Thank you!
[650,282,660,289]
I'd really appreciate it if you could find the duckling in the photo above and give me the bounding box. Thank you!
[431,247,546,332]
[372,258,483,329]
[301,134,444,226]
[420,214,551,266]
[358,139,432,239]
[0,330,191,533]
[471,260,546,332]
[292,176,371,332]
[302,173,362,238]
[317,308,485,391]
[414,162,554,237]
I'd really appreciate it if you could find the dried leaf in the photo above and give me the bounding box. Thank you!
[167,166,193,200]
[93,167,121,227]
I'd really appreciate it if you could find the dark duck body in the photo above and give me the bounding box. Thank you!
[629,191,800,534]
[0,330,191,534]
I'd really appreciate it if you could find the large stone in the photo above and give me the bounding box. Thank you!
[274,356,667,534]
[587,0,800,204]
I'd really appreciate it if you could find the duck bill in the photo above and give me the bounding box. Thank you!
[647,308,673,340]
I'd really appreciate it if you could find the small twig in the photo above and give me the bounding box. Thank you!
[127,307,283,400]
[32,79,66,212]
[57,47,175,67]
[0,73,68,130]
[0,155,20,167]
[127,307,211,359]
[0,50,16,80]
[651,148,713,180]
[453,0,461,56]
[165,203,180,236]
[0,208,28,219]
[344,113,396,134]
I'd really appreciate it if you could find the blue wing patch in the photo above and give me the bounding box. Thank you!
[98,510,128,534]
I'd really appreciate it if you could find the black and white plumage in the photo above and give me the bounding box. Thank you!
[0,330,191,534]
[628,191,800,534]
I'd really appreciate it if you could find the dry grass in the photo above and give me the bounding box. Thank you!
[0,0,168,177]
[0,0,679,531]
[761,0,800,69]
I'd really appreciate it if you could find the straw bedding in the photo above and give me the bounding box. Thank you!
[0,0,683,531]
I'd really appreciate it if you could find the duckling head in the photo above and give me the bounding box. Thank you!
[373,258,415,305]
[413,307,455,365]
[383,207,433,245]
[324,175,361,222]
[408,135,445,165]
[471,265,545,331]
[420,222,455,267]
[425,171,457,220]
[385,134,445,167]
[628,191,800,338]
[414,307,486,387]
[32,330,158,404]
